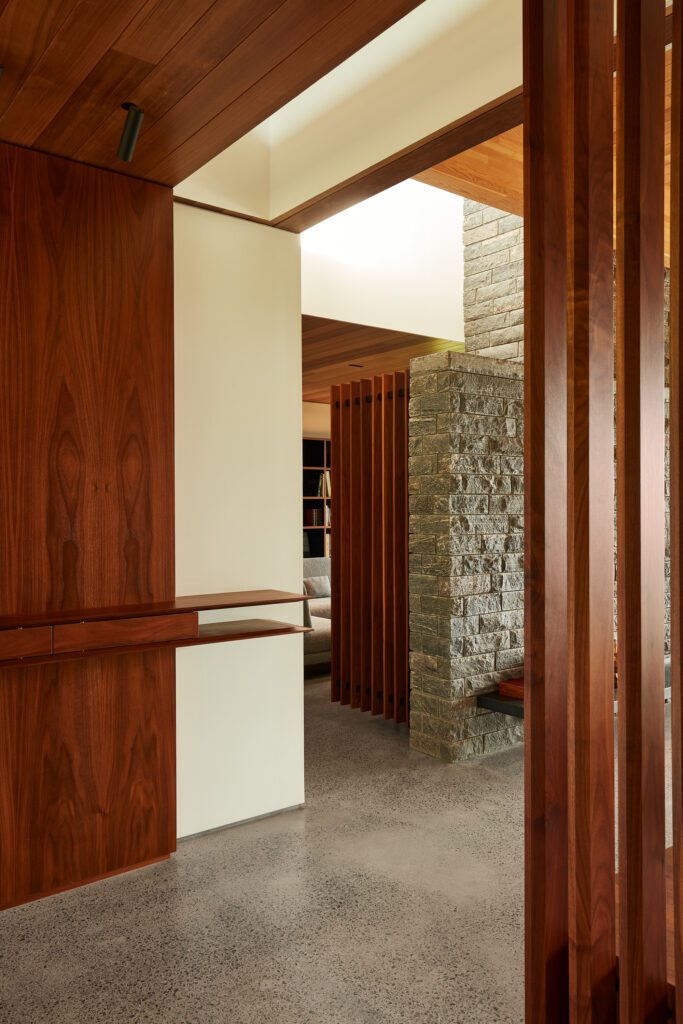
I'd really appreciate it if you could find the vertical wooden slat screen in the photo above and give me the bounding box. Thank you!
[382,374,395,720]
[615,0,668,1020]
[523,0,570,1017]
[361,379,374,713]
[393,370,409,724]
[350,380,363,710]
[672,3,683,1020]
[339,382,352,706]
[371,376,384,716]
[565,0,617,1020]
[330,387,342,703]
[525,0,673,1017]
[330,372,409,723]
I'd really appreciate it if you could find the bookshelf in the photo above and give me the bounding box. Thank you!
[302,437,331,558]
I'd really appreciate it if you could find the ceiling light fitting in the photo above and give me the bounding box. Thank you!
[117,103,144,162]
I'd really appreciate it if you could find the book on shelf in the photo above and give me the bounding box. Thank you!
[324,470,331,497]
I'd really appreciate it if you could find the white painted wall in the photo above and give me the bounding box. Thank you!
[174,0,521,222]
[301,180,464,341]
[267,0,521,217]
[303,402,331,438]
[174,129,271,219]
[174,203,304,838]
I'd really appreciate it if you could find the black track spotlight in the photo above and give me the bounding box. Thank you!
[117,102,144,163]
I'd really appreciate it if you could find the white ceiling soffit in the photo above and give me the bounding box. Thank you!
[175,0,522,222]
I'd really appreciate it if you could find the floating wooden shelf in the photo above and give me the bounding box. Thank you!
[0,591,309,669]
[0,589,306,631]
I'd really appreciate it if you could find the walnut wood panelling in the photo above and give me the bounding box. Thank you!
[0,142,175,909]
[565,1,617,1019]
[615,0,668,1018]
[302,315,462,403]
[0,589,307,631]
[0,651,176,910]
[0,144,174,615]
[523,0,570,1018]
[53,612,198,654]
[671,1,683,1018]
[331,373,408,723]
[0,0,424,186]
[0,628,53,661]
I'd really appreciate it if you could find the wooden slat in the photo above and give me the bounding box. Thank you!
[349,381,362,709]
[615,0,668,1019]
[330,386,342,702]
[371,376,384,716]
[672,0,683,1017]
[382,375,395,720]
[393,372,409,724]
[339,383,352,706]
[523,0,570,1018]
[565,1,617,1019]
[360,379,373,713]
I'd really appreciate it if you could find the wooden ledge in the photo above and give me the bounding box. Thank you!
[0,589,307,631]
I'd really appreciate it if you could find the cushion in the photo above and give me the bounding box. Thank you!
[302,592,312,629]
[304,574,331,598]
[309,597,331,619]
[304,616,331,654]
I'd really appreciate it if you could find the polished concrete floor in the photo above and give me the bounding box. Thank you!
[0,678,525,1024]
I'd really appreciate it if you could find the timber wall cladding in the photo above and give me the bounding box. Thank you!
[0,143,176,909]
[330,373,408,723]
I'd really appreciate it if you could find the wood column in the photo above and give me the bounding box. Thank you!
[615,0,668,1019]
[670,0,683,1018]
[565,0,617,1020]
[523,0,570,1017]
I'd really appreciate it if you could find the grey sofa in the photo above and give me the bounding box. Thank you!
[303,556,331,667]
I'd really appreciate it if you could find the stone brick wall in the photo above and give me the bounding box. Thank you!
[408,350,525,762]
[463,203,524,361]
[463,198,672,656]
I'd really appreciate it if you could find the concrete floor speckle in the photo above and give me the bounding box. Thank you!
[0,678,526,1024]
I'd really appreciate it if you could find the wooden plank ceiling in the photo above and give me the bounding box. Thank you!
[302,314,462,403]
[416,48,673,261]
[0,0,425,186]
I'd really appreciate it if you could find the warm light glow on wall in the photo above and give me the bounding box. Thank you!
[301,179,464,341]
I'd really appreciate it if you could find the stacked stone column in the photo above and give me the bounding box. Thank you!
[408,350,525,762]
